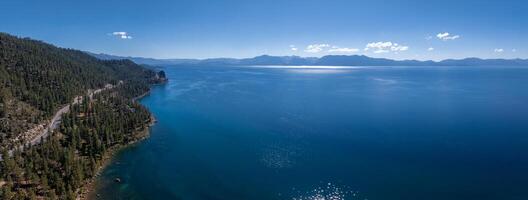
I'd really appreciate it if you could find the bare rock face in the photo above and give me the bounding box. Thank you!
[153,70,168,84]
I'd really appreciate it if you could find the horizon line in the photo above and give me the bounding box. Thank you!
[89,52,528,62]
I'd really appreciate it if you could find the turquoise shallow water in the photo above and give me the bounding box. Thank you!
[93,66,528,200]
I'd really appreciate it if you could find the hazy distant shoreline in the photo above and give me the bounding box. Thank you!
[89,53,528,67]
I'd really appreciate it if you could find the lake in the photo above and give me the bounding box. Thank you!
[92,65,528,200]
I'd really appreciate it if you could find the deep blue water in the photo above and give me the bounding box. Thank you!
[93,66,528,200]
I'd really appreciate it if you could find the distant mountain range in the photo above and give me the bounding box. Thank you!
[89,53,528,67]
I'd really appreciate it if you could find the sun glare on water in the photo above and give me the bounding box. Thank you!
[291,183,366,200]
[248,65,364,69]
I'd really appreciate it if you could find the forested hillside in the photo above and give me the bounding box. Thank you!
[0,33,166,199]
[0,33,162,147]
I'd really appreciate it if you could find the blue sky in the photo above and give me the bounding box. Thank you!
[1,0,526,60]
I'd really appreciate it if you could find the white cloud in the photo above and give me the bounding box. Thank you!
[366,41,393,49]
[328,47,359,53]
[428,47,435,51]
[436,32,460,41]
[302,44,360,54]
[289,45,298,51]
[304,44,330,53]
[425,36,433,40]
[391,44,408,51]
[364,41,409,54]
[436,32,449,38]
[374,49,389,54]
[111,31,133,39]
[512,49,517,52]
[494,48,504,53]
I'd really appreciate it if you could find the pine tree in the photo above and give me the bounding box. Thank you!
[0,32,159,199]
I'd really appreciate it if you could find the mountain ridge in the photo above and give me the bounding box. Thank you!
[89,53,528,67]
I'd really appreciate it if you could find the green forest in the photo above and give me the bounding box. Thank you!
[0,33,166,199]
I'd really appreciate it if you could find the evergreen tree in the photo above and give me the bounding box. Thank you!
[0,32,163,199]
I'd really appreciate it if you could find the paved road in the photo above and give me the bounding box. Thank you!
[3,84,117,158]
[28,84,115,146]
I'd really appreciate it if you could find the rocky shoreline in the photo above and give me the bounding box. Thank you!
[77,115,156,200]
[77,89,158,200]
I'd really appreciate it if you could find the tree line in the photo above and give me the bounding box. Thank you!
[0,32,161,149]
[0,32,167,199]
[1,87,152,199]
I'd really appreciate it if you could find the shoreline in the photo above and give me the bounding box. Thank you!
[132,90,151,102]
[77,115,156,200]
[77,89,158,200]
